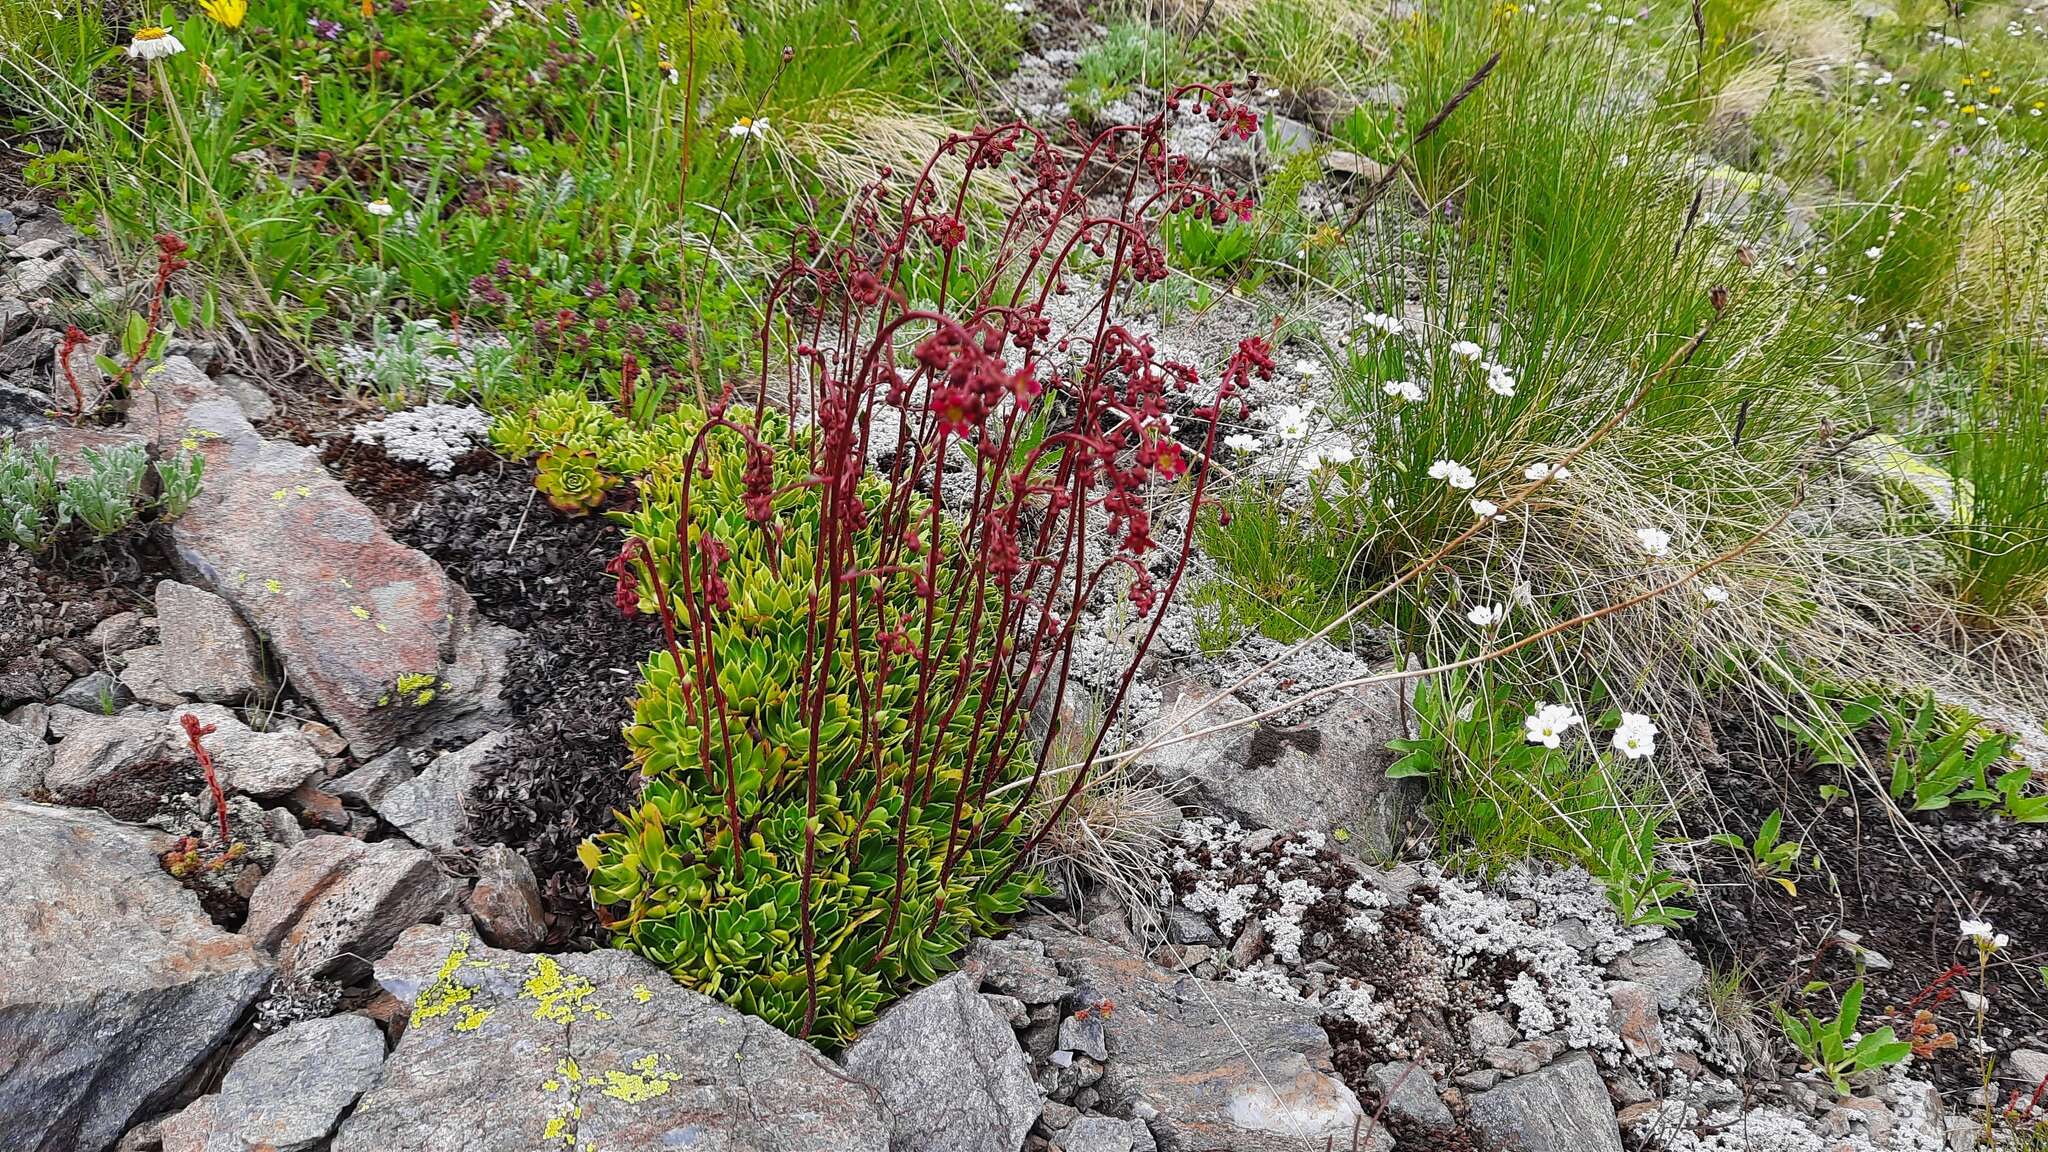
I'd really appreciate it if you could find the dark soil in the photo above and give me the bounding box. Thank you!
[1689,697,2048,1095]
[1,528,171,709]
[341,449,654,946]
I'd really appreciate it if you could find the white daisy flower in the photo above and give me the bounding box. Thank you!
[1484,363,1517,396]
[1523,703,1584,748]
[1466,603,1507,628]
[1429,459,1477,490]
[1611,712,1659,760]
[366,198,396,218]
[728,117,770,138]
[127,26,186,60]
[1635,526,1672,556]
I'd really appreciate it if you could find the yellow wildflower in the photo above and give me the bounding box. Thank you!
[199,0,246,28]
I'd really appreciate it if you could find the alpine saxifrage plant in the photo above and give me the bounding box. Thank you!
[582,92,1274,1046]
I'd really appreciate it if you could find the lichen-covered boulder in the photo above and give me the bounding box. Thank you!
[332,925,891,1152]
[0,802,272,1152]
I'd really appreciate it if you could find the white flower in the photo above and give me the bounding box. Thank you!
[1523,460,1571,483]
[1865,246,1884,260]
[1270,404,1313,443]
[1002,1,1026,10]
[1699,583,1730,604]
[127,26,186,60]
[1635,526,1672,556]
[1450,340,1483,361]
[1318,443,1357,467]
[727,117,770,138]
[1611,712,1659,760]
[1523,703,1584,748]
[1466,603,1508,628]
[1470,497,1502,520]
[1224,432,1263,453]
[1429,459,1477,489]
[1484,362,1518,396]
[366,198,396,218]
[1293,358,1320,377]
[1612,152,1631,167]
[1382,379,1425,403]
[1361,311,1405,337]
[1961,918,2009,951]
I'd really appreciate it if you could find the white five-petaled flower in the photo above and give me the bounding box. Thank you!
[366,198,396,218]
[1269,404,1313,443]
[1865,246,1884,260]
[1961,918,2009,952]
[1382,379,1425,403]
[1293,358,1321,377]
[1611,712,1659,760]
[1318,443,1356,467]
[128,26,186,60]
[1223,432,1263,453]
[1471,497,1502,520]
[1699,583,1730,604]
[1002,1,1027,11]
[1429,459,1477,490]
[1449,339,1483,361]
[728,117,771,138]
[1523,460,1571,483]
[1484,362,1517,396]
[1361,311,1405,337]
[1466,603,1507,628]
[1635,526,1672,556]
[1523,703,1584,748]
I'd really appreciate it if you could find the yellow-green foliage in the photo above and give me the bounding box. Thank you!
[579,402,1036,1048]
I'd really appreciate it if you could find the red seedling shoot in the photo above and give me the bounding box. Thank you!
[179,713,232,847]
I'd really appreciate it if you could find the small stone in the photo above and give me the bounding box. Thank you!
[243,834,452,980]
[1150,943,1212,971]
[155,581,269,703]
[298,721,348,757]
[1456,1069,1502,1092]
[285,781,350,831]
[1608,939,1704,1008]
[1607,980,1664,1058]
[1322,150,1391,182]
[1485,1046,1543,1076]
[158,1014,386,1152]
[1038,1100,1079,1132]
[1230,919,1265,968]
[1059,1010,1109,1061]
[118,646,191,706]
[1165,905,1220,945]
[4,257,66,299]
[323,748,418,808]
[1551,917,1597,954]
[1368,1062,1455,1132]
[1058,1114,1134,1152]
[53,670,132,712]
[2004,1049,2048,1084]
[4,702,48,740]
[7,237,64,261]
[1467,1010,1517,1051]
[212,374,274,424]
[468,844,547,950]
[1518,1036,1564,1064]
[91,611,154,656]
[840,971,1041,1152]
[0,300,30,343]
[374,733,503,850]
[982,992,1029,1026]
[965,934,1074,1004]
[0,718,51,798]
[1467,1051,1624,1152]
[176,704,327,799]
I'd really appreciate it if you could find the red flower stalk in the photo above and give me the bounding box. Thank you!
[58,326,89,419]
[179,713,232,847]
[639,92,1264,1037]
